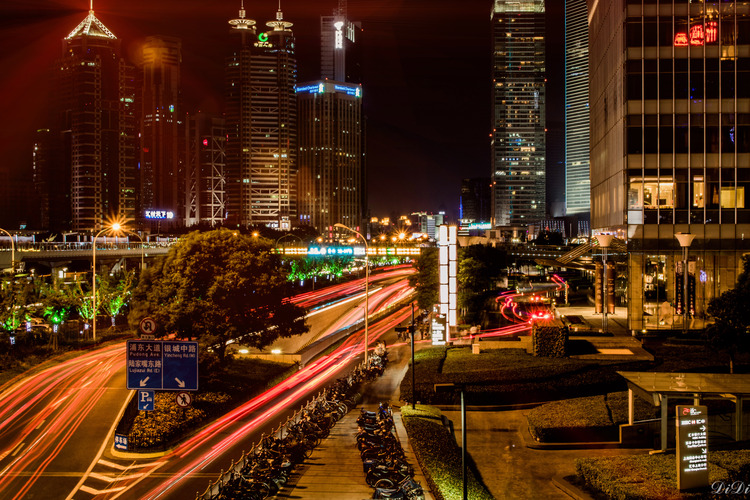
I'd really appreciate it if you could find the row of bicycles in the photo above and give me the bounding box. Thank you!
[357,402,425,500]
[213,375,360,500]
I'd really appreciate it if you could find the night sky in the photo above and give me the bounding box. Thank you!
[0,0,564,222]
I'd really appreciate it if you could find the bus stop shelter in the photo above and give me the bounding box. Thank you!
[618,371,750,450]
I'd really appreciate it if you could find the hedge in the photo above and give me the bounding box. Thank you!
[527,391,657,442]
[401,405,494,500]
[575,451,750,500]
[400,346,639,405]
[531,321,567,357]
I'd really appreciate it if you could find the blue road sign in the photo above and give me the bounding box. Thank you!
[138,389,155,411]
[114,433,128,451]
[126,340,199,391]
[162,341,199,390]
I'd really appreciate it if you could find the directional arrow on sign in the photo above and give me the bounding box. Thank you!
[175,378,185,388]
[700,425,706,431]
[702,448,707,453]
[140,377,150,387]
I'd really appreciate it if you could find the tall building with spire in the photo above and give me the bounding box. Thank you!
[491,0,546,229]
[138,36,185,227]
[320,0,363,84]
[57,5,137,231]
[225,2,298,230]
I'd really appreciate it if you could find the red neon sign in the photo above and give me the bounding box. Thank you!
[706,21,718,43]
[674,21,718,47]
[690,25,705,45]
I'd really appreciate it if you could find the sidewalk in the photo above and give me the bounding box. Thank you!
[278,405,434,500]
[279,343,434,500]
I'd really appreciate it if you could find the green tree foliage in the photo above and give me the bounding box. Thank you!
[0,279,34,334]
[99,271,135,327]
[457,245,507,324]
[705,256,750,373]
[129,229,308,363]
[408,246,438,312]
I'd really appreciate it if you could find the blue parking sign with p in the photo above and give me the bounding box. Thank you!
[138,389,155,411]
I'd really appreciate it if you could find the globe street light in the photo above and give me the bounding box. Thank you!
[92,222,122,342]
[334,223,369,366]
[0,227,15,274]
[675,233,696,334]
[594,234,614,334]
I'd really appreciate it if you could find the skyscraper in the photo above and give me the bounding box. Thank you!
[58,7,137,231]
[589,0,750,331]
[138,36,184,227]
[297,81,364,235]
[225,3,298,230]
[564,0,590,216]
[491,0,547,228]
[320,0,363,84]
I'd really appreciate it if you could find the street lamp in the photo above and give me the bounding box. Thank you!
[0,227,15,274]
[675,233,696,334]
[594,234,614,334]
[334,223,369,366]
[124,230,144,270]
[92,222,122,342]
[434,382,467,500]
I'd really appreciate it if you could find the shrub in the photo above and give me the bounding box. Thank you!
[532,321,567,357]
[527,391,658,442]
[576,453,735,500]
[401,405,494,500]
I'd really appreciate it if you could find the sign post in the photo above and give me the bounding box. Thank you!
[676,405,708,490]
[126,340,199,391]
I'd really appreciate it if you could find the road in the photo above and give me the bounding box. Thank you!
[0,269,413,500]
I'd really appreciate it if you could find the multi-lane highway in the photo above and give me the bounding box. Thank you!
[0,266,414,500]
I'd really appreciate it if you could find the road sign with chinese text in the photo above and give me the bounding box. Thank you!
[126,340,199,391]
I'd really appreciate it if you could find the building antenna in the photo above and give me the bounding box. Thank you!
[90,0,93,11]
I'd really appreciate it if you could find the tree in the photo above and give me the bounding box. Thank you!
[129,229,308,363]
[704,256,750,373]
[457,245,507,324]
[0,279,33,336]
[408,246,438,312]
[99,271,135,327]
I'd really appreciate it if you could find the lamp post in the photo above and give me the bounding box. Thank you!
[0,227,15,274]
[434,383,467,500]
[594,234,614,334]
[675,233,696,334]
[334,223,369,366]
[92,223,122,342]
[125,230,144,270]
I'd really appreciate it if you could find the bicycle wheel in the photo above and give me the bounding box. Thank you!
[375,478,395,489]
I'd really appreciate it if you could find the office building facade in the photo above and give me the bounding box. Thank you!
[297,81,364,235]
[565,0,591,215]
[58,8,137,231]
[138,36,185,227]
[491,0,547,227]
[225,5,298,230]
[589,0,750,331]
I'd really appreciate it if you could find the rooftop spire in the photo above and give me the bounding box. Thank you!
[66,3,116,40]
[229,0,257,30]
[267,1,293,31]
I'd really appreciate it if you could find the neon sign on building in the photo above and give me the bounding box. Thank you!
[674,21,718,46]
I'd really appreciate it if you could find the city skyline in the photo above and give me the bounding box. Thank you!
[0,0,564,226]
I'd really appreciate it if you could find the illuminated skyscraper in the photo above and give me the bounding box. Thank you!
[225,3,298,230]
[491,0,546,228]
[320,0,363,84]
[57,7,137,231]
[297,81,363,235]
[564,0,590,215]
[138,36,184,226]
